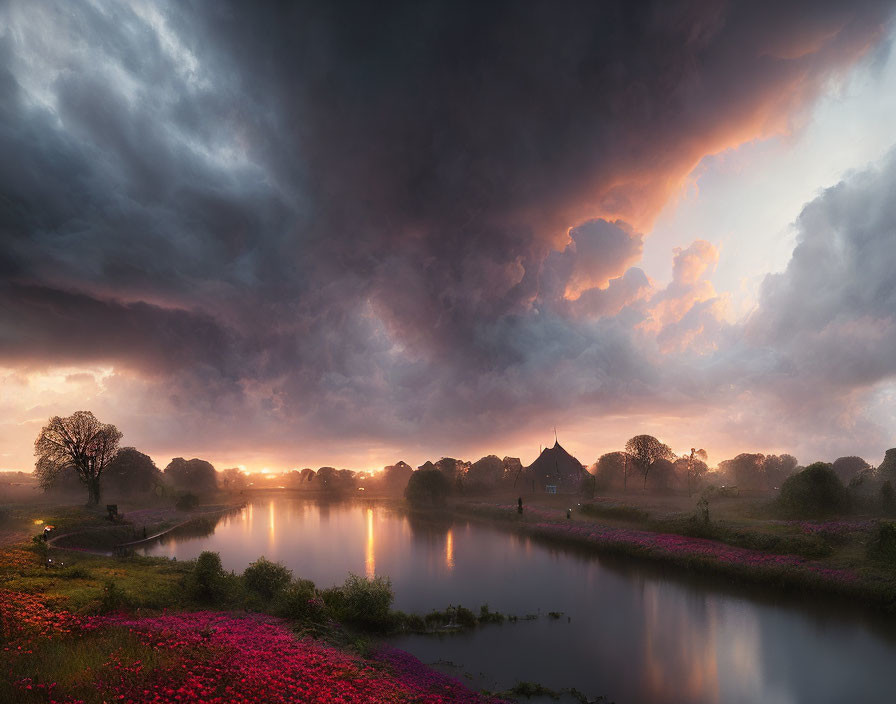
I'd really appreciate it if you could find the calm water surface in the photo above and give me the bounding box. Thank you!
[142,498,896,704]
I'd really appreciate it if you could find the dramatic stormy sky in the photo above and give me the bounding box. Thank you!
[3,0,896,473]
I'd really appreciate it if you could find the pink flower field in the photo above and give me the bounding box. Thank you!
[1,593,508,704]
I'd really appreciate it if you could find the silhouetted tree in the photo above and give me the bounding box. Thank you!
[104,447,162,497]
[315,467,356,496]
[466,455,504,492]
[624,435,674,489]
[164,457,218,495]
[763,454,798,490]
[647,457,676,492]
[219,467,248,492]
[595,451,629,490]
[34,411,122,505]
[831,456,870,485]
[877,448,896,482]
[719,453,766,491]
[433,457,467,486]
[674,448,708,496]
[502,457,523,485]
[777,462,850,518]
[381,461,414,494]
[405,468,451,506]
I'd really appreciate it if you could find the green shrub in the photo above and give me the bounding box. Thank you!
[243,557,292,600]
[478,604,505,624]
[881,481,896,515]
[777,462,850,518]
[405,469,451,507]
[868,522,896,563]
[186,551,228,603]
[454,605,477,628]
[319,585,346,613]
[395,612,426,631]
[336,573,394,630]
[272,578,325,621]
[100,579,127,613]
[175,492,200,511]
[424,609,448,627]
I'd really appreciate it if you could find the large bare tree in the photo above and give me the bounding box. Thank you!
[34,411,122,506]
[624,434,674,489]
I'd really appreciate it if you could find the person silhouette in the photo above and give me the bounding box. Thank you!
[517,497,523,514]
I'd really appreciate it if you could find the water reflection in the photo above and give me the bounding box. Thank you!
[366,507,375,578]
[141,498,896,704]
[445,529,454,571]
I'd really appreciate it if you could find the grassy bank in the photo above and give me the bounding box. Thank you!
[452,499,896,611]
[0,507,511,704]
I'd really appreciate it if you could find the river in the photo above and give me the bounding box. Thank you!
[141,498,896,704]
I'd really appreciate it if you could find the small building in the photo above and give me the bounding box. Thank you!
[519,441,589,494]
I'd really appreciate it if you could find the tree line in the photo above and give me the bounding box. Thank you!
[31,411,896,517]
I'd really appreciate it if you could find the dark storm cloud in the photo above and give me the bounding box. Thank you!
[1,0,893,458]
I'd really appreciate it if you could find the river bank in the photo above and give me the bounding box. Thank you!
[446,499,896,611]
[44,504,244,555]
[0,504,513,704]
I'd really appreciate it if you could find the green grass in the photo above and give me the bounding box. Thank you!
[2,549,192,612]
[0,627,176,704]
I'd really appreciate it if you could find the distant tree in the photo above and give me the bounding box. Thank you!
[501,457,523,485]
[433,457,467,489]
[164,458,218,495]
[381,462,414,495]
[34,411,122,505]
[466,455,504,492]
[777,462,850,518]
[763,454,798,490]
[316,466,338,488]
[719,453,766,491]
[315,467,355,496]
[104,447,163,497]
[625,435,674,489]
[877,448,896,482]
[831,456,870,485]
[219,467,248,492]
[673,449,709,496]
[405,468,451,506]
[648,458,677,492]
[595,451,629,490]
[299,467,315,483]
[337,469,356,493]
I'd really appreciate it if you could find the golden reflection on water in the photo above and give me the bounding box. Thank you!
[366,507,375,578]
[268,500,276,546]
[445,529,455,571]
[642,584,721,703]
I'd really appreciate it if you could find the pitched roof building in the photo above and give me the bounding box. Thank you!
[520,440,589,494]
